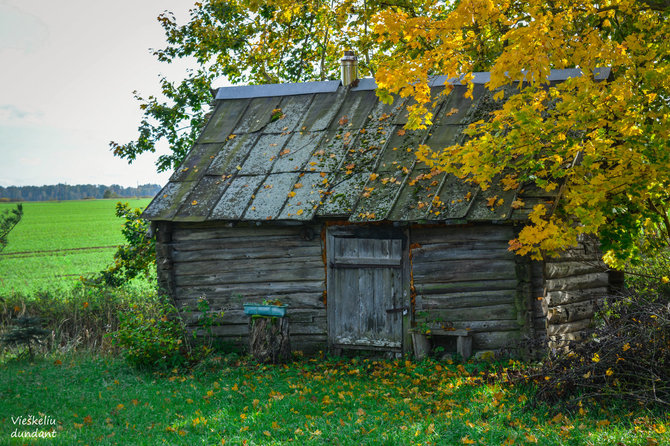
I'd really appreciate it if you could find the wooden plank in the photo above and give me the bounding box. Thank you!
[443,319,522,332]
[171,225,308,242]
[155,223,176,299]
[360,264,374,336]
[545,287,608,307]
[457,336,472,359]
[175,281,324,298]
[172,236,321,252]
[174,256,322,275]
[412,242,514,261]
[205,324,250,337]
[194,320,327,338]
[544,262,607,279]
[425,303,517,322]
[291,336,328,353]
[331,258,401,268]
[545,245,600,262]
[289,323,328,336]
[174,244,322,261]
[544,273,609,292]
[326,232,336,351]
[420,289,517,309]
[428,328,470,336]
[176,291,325,309]
[172,245,321,262]
[534,317,547,332]
[546,317,592,336]
[174,257,323,276]
[410,225,515,244]
[546,300,596,324]
[334,239,402,263]
[414,247,514,262]
[413,260,515,282]
[180,308,325,323]
[327,226,404,239]
[288,311,326,324]
[415,280,519,294]
[188,332,328,354]
[531,260,545,298]
[402,227,411,357]
[471,330,522,350]
[532,299,546,317]
[175,267,325,286]
[414,266,514,283]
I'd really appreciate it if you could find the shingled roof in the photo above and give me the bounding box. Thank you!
[143,69,609,224]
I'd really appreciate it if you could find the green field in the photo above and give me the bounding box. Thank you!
[0,199,152,294]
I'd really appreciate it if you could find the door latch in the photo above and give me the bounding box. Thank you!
[386,306,409,315]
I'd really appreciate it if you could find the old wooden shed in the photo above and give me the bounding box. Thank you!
[143,69,613,357]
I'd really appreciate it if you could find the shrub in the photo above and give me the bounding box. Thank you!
[109,298,187,369]
[532,283,670,408]
[625,249,670,292]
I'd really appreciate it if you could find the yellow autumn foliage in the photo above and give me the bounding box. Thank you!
[374,0,669,266]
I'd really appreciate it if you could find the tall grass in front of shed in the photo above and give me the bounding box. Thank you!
[0,282,160,356]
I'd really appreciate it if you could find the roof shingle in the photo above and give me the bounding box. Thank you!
[144,74,569,223]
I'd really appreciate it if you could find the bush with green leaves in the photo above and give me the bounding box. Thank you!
[625,249,670,292]
[109,298,187,369]
[0,203,22,253]
[85,202,155,288]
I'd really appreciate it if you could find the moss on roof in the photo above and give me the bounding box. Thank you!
[144,77,560,223]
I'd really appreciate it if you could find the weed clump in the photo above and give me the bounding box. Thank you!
[109,298,186,369]
[1,315,48,360]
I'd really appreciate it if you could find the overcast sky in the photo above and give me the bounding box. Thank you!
[0,0,214,188]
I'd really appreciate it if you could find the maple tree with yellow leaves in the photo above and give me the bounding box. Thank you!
[117,0,668,267]
[374,0,669,267]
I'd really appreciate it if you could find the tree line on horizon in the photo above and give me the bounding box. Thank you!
[0,183,161,202]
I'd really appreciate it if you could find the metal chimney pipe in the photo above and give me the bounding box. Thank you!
[341,51,358,87]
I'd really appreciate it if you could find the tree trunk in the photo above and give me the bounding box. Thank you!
[249,316,290,364]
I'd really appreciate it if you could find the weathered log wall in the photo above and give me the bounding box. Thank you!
[410,225,537,351]
[156,222,176,298]
[164,222,326,353]
[154,221,609,356]
[542,236,609,349]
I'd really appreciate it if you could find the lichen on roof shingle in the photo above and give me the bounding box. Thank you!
[143,75,567,224]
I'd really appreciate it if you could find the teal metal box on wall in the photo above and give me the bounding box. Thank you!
[243,304,288,317]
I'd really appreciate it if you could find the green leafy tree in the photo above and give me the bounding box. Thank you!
[110,0,431,173]
[87,202,155,287]
[0,203,23,253]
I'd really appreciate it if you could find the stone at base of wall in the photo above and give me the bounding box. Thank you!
[473,350,497,361]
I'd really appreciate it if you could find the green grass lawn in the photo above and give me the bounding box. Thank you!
[0,199,151,294]
[0,354,667,445]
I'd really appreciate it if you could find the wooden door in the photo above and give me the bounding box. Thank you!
[327,228,407,351]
